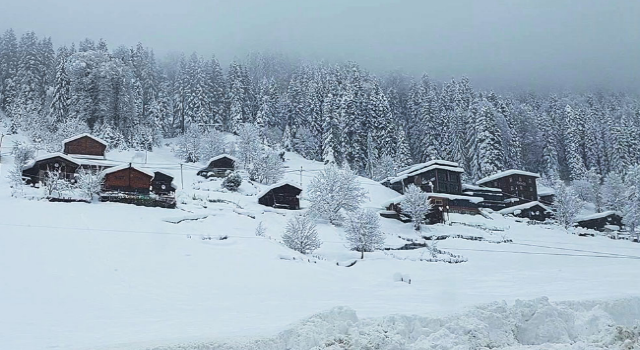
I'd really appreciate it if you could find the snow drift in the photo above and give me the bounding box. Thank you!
[152,297,640,350]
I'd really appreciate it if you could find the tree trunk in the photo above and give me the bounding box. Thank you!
[360,250,364,259]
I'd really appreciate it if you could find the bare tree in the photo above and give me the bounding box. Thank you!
[282,215,322,254]
[345,209,385,259]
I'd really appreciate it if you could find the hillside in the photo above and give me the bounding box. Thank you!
[1,131,640,350]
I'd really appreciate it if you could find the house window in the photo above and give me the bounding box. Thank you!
[435,199,443,205]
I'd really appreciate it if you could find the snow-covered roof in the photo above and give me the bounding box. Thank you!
[67,154,106,160]
[575,211,622,222]
[100,164,155,178]
[257,181,302,198]
[207,154,238,164]
[462,184,501,192]
[62,133,108,147]
[380,193,483,207]
[498,201,551,215]
[397,160,461,177]
[153,170,175,179]
[476,170,540,185]
[22,152,81,170]
[389,164,465,184]
[537,186,555,196]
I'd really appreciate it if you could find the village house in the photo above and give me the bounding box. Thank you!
[197,154,238,178]
[21,153,82,184]
[257,181,302,210]
[574,211,623,232]
[385,160,465,195]
[476,170,540,205]
[498,201,552,221]
[101,164,154,194]
[461,184,506,211]
[62,133,108,159]
[381,192,483,224]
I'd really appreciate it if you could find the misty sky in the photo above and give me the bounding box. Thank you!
[1,0,638,91]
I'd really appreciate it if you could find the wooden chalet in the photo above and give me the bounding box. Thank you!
[462,184,507,211]
[62,133,108,159]
[381,193,482,224]
[257,181,302,210]
[476,170,540,205]
[386,160,464,195]
[575,211,623,232]
[538,186,555,205]
[101,164,154,194]
[21,153,81,184]
[498,201,552,221]
[197,154,237,178]
[152,171,177,195]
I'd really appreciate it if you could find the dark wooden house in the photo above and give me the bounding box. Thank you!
[498,201,552,221]
[387,160,464,195]
[381,193,481,224]
[197,154,238,178]
[21,153,81,184]
[575,211,623,232]
[101,164,154,194]
[152,171,177,195]
[538,186,555,205]
[476,170,540,205]
[62,133,108,159]
[257,182,302,210]
[462,184,507,211]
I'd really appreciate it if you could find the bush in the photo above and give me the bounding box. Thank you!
[222,171,242,191]
[282,216,322,254]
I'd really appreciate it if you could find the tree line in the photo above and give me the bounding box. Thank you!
[1,28,640,184]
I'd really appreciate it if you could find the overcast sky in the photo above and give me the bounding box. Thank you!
[1,0,638,91]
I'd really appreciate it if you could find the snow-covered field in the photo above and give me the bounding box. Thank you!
[1,133,640,350]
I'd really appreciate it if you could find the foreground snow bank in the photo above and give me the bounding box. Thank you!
[153,297,640,350]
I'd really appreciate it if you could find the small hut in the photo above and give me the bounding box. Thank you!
[62,133,108,159]
[152,171,177,195]
[257,181,302,210]
[21,153,81,184]
[498,201,552,221]
[101,164,154,194]
[197,154,238,178]
[575,211,623,232]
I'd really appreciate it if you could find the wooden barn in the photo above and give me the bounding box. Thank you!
[62,133,108,159]
[575,211,623,232]
[386,160,464,195]
[152,171,177,195]
[257,181,302,210]
[21,153,81,184]
[498,201,552,221]
[101,164,154,194]
[476,170,540,205]
[197,154,238,178]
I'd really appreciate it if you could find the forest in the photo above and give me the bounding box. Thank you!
[1,28,639,185]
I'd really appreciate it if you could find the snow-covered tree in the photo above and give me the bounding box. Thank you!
[42,169,73,198]
[247,150,284,185]
[174,126,201,162]
[11,141,35,167]
[307,164,367,224]
[623,165,640,241]
[345,209,385,259]
[74,168,103,201]
[282,215,322,254]
[236,123,263,169]
[197,128,228,162]
[553,180,584,231]
[401,185,432,231]
[602,171,626,212]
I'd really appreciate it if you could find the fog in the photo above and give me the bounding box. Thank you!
[1,0,638,91]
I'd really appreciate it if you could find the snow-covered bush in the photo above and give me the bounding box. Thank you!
[222,171,242,191]
[248,150,284,185]
[282,215,322,254]
[401,185,432,231]
[42,169,73,198]
[345,209,384,259]
[255,221,266,237]
[11,141,35,167]
[74,168,103,201]
[553,180,584,230]
[7,163,25,197]
[307,165,367,224]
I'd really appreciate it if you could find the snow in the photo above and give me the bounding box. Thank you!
[100,163,155,178]
[61,133,108,146]
[538,185,555,196]
[498,201,552,215]
[462,183,502,192]
[575,210,622,222]
[2,131,640,350]
[476,169,541,185]
[256,180,302,198]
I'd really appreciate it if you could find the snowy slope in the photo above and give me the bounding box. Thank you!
[1,132,640,350]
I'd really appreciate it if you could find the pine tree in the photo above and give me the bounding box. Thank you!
[602,171,626,212]
[623,165,640,241]
[48,58,70,129]
[472,99,505,179]
[564,105,587,181]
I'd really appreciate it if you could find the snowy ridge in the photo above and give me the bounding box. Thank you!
[575,210,622,222]
[476,169,540,185]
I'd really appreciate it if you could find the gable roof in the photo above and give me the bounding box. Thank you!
[389,163,464,184]
[62,133,108,147]
[575,211,622,222]
[380,193,483,207]
[207,154,238,164]
[22,152,81,170]
[462,184,502,192]
[153,170,175,179]
[257,181,302,198]
[101,164,155,178]
[498,201,551,215]
[397,160,462,177]
[476,170,540,185]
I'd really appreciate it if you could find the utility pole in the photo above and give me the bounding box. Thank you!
[300,166,303,186]
[0,134,4,162]
[180,163,184,189]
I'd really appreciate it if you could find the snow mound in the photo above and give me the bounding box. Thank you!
[152,297,640,350]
